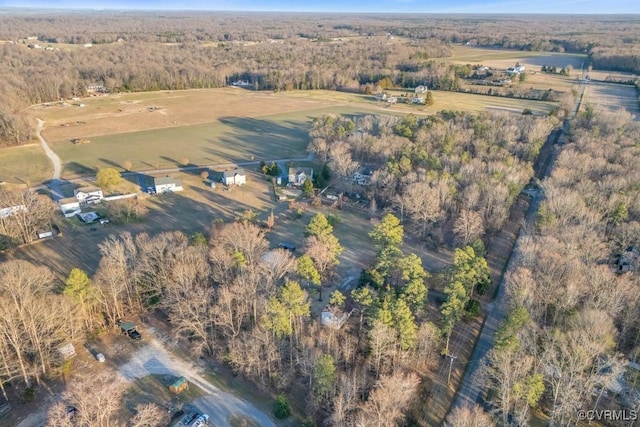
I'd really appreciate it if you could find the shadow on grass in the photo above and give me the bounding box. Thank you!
[64,161,96,177]
[210,117,311,162]
[99,158,123,170]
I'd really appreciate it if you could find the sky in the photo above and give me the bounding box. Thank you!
[1,0,639,14]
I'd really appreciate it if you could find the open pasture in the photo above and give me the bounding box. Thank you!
[25,87,556,180]
[0,144,51,185]
[50,105,380,178]
[32,88,339,142]
[581,81,640,118]
[445,45,587,69]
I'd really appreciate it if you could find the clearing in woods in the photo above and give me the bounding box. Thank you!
[444,45,587,69]
[580,81,640,118]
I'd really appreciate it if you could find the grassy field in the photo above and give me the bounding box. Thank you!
[19,86,561,181]
[445,45,587,69]
[581,81,640,118]
[0,144,51,185]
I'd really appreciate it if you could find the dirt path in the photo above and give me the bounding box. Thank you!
[118,330,277,427]
[35,118,65,200]
[35,119,61,180]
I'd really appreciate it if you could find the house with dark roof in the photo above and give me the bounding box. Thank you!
[154,176,183,193]
[288,167,314,186]
[74,186,103,204]
[222,168,246,186]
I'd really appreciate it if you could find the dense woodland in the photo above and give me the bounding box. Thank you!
[309,111,555,245]
[481,111,640,425]
[1,12,639,145]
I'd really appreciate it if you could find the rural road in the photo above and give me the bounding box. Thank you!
[450,84,586,414]
[119,330,277,427]
[35,118,64,200]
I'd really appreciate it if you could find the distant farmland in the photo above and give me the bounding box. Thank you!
[25,87,559,180]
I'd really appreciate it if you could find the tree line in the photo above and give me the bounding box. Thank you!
[1,12,638,145]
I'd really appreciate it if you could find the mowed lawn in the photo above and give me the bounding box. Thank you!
[51,106,378,178]
[0,144,51,185]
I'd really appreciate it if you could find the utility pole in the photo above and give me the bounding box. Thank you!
[447,353,457,386]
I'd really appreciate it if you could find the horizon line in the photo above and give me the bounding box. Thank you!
[1,7,640,15]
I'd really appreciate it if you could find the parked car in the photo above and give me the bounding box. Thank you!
[192,414,209,427]
[278,242,296,252]
[127,329,142,340]
[95,353,105,362]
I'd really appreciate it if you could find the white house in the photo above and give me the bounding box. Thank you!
[0,204,27,218]
[321,309,350,329]
[154,176,183,193]
[288,167,314,186]
[74,186,103,204]
[222,168,246,186]
[59,197,81,218]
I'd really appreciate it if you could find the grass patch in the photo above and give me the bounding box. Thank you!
[0,144,51,185]
[123,374,205,413]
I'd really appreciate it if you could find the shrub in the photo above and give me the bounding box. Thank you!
[327,213,341,226]
[273,393,291,419]
[464,299,481,319]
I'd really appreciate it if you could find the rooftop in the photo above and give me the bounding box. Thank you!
[223,168,245,178]
[74,186,101,194]
[154,175,182,186]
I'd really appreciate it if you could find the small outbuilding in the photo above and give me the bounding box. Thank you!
[59,197,81,218]
[168,376,189,394]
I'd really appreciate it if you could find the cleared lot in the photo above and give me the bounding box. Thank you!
[581,81,640,118]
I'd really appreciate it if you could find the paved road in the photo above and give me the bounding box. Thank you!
[450,84,585,415]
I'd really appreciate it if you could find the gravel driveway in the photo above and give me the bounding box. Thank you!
[118,332,276,427]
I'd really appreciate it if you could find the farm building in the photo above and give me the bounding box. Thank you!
[58,343,76,360]
[74,186,103,204]
[154,176,183,193]
[375,92,388,101]
[59,197,81,218]
[169,377,189,394]
[415,85,428,94]
[76,211,100,223]
[222,168,246,186]
[288,167,314,186]
[0,204,27,218]
[37,229,54,239]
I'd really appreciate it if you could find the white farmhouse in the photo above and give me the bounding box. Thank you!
[222,168,246,186]
[154,176,183,193]
[74,186,103,204]
[288,167,314,186]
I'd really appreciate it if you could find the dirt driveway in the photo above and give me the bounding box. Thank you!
[118,328,277,427]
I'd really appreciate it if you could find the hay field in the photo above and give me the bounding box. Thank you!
[581,82,640,118]
[24,87,556,180]
[445,45,587,70]
[0,145,51,185]
[31,88,339,143]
